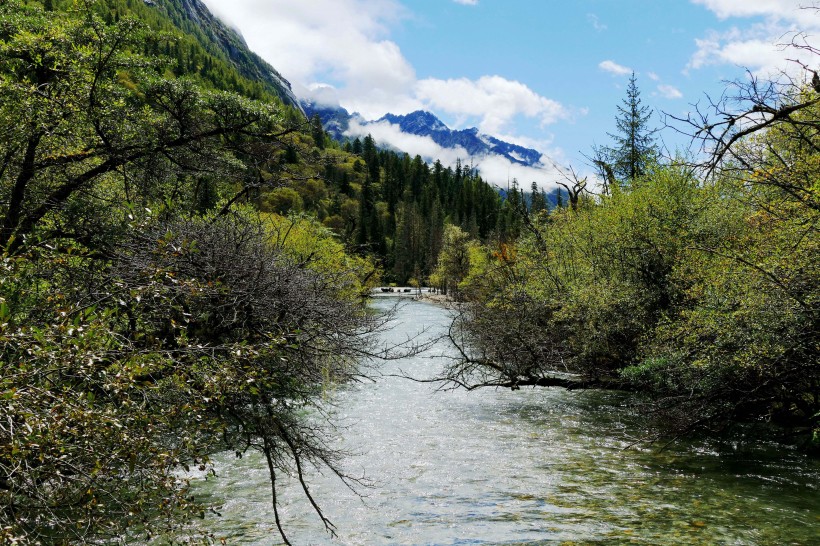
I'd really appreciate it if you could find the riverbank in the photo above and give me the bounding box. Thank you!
[370,287,461,309]
[416,293,462,309]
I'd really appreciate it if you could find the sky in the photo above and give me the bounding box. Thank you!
[201,0,819,189]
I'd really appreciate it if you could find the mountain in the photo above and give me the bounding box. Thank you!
[378,111,543,167]
[301,101,353,141]
[70,0,302,111]
[147,0,303,111]
[302,103,544,168]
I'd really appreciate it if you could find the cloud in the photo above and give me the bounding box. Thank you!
[691,0,811,22]
[599,60,632,76]
[414,76,567,134]
[690,34,791,71]
[587,13,607,31]
[345,119,565,190]
[453,0,478,4]
[647,71,660,81]
[347,119,469,165]
[657,84,683,99]
[302,83,341,107]
[201,0,416,117]
[687,0,819,76]
[201,0,566,140]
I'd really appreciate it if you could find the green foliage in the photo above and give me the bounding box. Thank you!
[260,186,304,215]
[0,0,299,252]
[455,149,818,443]
[0,3,382,542]
[310,113,326,149]
[430,224,476,300]
[92,0,298,106]
[315,144,506,284]
[594,72,656,186]
[262,212,381,299]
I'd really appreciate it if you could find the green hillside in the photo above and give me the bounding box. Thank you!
[38,0,303,107]
[31,0,521,285]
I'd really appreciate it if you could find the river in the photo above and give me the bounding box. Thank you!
[189,298,819,545]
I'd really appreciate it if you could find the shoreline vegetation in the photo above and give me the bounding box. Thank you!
[0,0,817,544]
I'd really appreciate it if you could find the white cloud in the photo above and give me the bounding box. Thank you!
[345,119,565,190]
[347,119,469,165]
[201,0,416,116]
[599,60,633,76]
[302,83,341,107]
[647,71,660,81]
[657,84,683,99]
[493,132,562,160]
[200,0,580,176]
[587,13,607,31]
[201,0,567,146]
[688,0,819,76]
[414,76,567,134]
[692,0,812,22]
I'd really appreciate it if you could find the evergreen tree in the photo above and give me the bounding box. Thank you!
[362,134,380,184]
[310,113,325,149]
[597,72,656,184]
[392,201,425,282]
[357,176,374,247]
[530,181,547,213]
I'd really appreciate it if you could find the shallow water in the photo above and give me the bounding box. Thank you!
[189,298,819,545]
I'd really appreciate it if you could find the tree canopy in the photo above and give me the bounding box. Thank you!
[0,2,383,543]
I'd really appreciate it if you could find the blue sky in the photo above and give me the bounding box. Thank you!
[203,0,818,187]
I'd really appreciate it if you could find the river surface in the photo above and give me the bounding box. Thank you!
[190,298,820,545]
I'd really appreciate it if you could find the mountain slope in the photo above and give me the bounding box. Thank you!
[50,0,302,111]
[303,103,544,168]
[379,111,543,167]
[148,0,303,111]
[302,101,353,140]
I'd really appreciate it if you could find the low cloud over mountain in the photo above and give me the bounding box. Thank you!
[304,103,564,189]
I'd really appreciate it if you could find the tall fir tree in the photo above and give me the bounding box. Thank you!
[310,113,325,149]
[596,72,656,185]
[530,181,547,213]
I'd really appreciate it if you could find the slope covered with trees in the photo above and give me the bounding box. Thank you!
[4,0,816,543]
[37,0,304,107]
[314,139,522,285]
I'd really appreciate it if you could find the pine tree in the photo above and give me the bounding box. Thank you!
[597,72,656,184]
[362,135,380,184]
[310,114,325,149]
[530,181,547,213]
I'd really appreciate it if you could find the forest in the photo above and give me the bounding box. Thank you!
[0,0,817,544]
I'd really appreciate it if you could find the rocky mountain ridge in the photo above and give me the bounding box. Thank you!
[147,0,303,110]
[303,103,544,168]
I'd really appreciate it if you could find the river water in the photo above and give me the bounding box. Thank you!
[190,298,819,545]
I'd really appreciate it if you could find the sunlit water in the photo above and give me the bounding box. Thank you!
[188,298,819,545]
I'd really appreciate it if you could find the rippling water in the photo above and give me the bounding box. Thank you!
[189,298,820,545]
